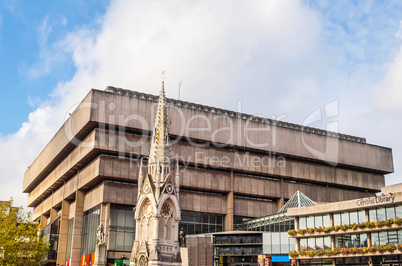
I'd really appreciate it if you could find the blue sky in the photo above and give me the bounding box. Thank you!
[1,0,402,208]
[0,0,109,134]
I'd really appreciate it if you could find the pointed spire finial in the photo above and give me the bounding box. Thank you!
[161,67,165,82]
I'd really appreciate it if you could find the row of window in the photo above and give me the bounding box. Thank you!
[81,205,100,255]
[263,232,296,254]
[179,211,225,235]
[299,230,402,250]
[75,205,226,255]
[247,220,294,232]
[369,205,402,222]
[299,204,402,229]
[108,205,135,252]
[300,255,402,265]
[299,236,332,251]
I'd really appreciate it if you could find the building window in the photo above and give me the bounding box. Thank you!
[180,211,224,235]
[333,213,341,226]
[335,233,367,248]
[299,215,329,229]
[109,204,135,252]
[299,217,307,230]
[65,218,74,260]
[334,211,365,226]
[81,205,100,256]
[370,205,402,222]
[371,230,402,246]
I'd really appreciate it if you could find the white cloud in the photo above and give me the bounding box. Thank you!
[374,47,402,110]
[396,20,402,41]
[1,0,325,208]
[5,0,402,208]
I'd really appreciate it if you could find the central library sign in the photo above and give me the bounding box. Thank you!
[356,194,394,207]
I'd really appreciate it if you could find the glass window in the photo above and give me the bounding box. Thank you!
[300,238,307,251]
[371,232,380,246]
[323,236,331,250]
[180,211,225,235]
[323,215,330,227]
[280,233,288,253]
[360,233,367,247]
[351,234,359,247]
[315,237,324,250]
[369,209,377,222]
[299,217,307,230]
[81,205,100,255]
[379,231,388,245]
[358,210,366,223]
[65,218,74,260]
[272,233,280,253]
[398,230,402,244]
[388,230,398,245]
[307,216,314,228]
[377,207,386,221]
[109,205,135,252]
[341,212,349,225]
[315,215,323,228]
[386,206,396,220]
[307,238,315,250]
[396,205,402,218]
[349,211,358,224]
[336,234,352,248]
[333,213,341,226]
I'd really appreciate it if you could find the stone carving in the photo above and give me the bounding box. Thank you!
[179,228,186,247]
[97,222,105,244]
[138,255,147,266]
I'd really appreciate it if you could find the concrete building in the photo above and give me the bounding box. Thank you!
[287,183,402,266]
[23,82,393,265]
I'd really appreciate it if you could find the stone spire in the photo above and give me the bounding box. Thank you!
[148,71,171,168]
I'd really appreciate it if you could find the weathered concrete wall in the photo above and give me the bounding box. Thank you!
[24,88,393,195]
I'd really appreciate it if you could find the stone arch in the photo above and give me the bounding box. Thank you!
[158,197,179,243]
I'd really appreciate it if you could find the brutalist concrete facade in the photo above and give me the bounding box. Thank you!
[23,86,393,265]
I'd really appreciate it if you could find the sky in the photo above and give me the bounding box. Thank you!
[0,0,402,209]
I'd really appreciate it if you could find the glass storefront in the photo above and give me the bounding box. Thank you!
[81,205,100,256]
[180,211,225,235]
[108,204,135,252]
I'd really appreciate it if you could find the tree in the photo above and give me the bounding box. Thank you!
[0,199,49,265]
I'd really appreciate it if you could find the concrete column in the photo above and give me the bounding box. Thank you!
[294,217,299,230]
[103,203,110,247]
[57,200,70,265]
[278,177,284,211]
[71,190,85,265]
[330,213,334,227]
[40,214,49,228]
[49,207,58,221]
[365,208,369,222]
[225,171,234,231]
[295,238,300,251]
[331,235,335,250]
